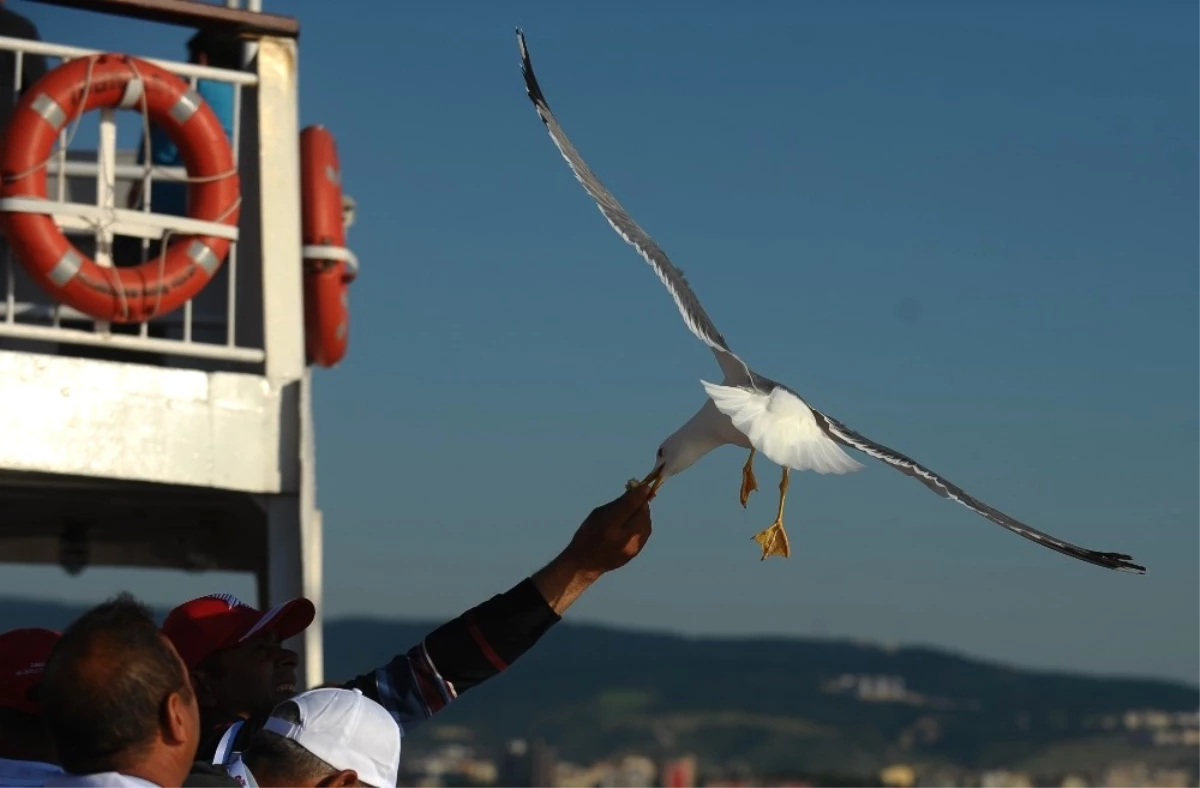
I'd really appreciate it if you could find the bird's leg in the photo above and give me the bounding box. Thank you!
[752,468,791,560]
[739,448,758,508]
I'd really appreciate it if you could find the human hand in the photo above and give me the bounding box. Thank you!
[531,485,654,615]
[561,484,654,576]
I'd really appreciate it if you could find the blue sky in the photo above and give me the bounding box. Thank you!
[1,0,1195,685]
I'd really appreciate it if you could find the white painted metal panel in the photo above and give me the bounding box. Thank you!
[0,350,284,493]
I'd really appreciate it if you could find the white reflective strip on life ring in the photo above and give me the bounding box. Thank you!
[30,93,66,130]
[302,244,359,278]
[169,88,203,125]
[47,249,83,287]
[117,78,144,110]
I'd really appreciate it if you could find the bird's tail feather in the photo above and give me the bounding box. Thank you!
[702,381,864,474]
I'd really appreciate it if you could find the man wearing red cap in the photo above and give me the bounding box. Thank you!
[163,484,655,769]
[0,627,63,786]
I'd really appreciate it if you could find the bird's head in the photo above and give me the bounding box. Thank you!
[654,431,707,480]
[631,408,728,495]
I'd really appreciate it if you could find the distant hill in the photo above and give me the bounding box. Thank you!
[2,597,1195,777]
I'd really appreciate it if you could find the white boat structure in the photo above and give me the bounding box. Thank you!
[0,0,348,689]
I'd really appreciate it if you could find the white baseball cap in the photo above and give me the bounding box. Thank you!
[261,687,400,788]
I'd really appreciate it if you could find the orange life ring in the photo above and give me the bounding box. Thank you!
[0,53,240,323]
[300,125,355,368]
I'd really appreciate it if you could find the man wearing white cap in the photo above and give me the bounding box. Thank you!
[226,688,399,788]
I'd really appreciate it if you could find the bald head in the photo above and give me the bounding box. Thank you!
[41,593,198,777]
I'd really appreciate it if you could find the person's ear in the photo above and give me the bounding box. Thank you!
[162,690,190,745]
[316,770,359,787]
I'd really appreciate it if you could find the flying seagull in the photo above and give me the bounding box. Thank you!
[514,29,1144,574]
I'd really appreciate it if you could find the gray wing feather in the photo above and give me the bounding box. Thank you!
[810,408,1146,574]
[517,29,750,385]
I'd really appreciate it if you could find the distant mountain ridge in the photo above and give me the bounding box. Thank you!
[2,597,1195,776]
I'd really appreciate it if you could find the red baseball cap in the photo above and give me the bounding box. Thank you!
[0,628,60,715]
[162,594,315,669]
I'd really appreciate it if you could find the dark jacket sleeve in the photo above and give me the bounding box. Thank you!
[341,577,559,735]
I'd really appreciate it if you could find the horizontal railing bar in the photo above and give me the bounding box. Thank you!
[48,159,188,181]
[0,35,259,85]
[0,197,240,241]
[0,301,233,327]
[0,321,264,362]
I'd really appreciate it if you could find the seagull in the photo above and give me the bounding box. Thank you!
[514,29,1145,574]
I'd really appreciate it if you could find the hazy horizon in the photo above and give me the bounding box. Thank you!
[0,592,1194,690]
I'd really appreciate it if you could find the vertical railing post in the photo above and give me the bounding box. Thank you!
[4,51,23,325]
[93,107,117,333]
[252,35,324,689]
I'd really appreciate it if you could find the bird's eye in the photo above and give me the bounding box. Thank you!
[656,448,663,458]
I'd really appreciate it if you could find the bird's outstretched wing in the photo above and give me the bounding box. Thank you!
[811,408,1146,574]
[516,28,750,385]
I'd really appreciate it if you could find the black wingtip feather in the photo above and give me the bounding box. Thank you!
[1096,553,1146,574]
[1027,546,1144,574]
[515,27,549,111]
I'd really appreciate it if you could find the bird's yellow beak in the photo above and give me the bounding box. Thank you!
[625,465,666,497]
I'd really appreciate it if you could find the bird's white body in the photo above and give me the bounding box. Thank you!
[701,382,863,476]
[660,385,863,481]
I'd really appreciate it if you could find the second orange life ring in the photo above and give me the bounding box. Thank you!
[300,124,356,368]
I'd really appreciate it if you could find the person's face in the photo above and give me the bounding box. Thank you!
[194,631,299,718]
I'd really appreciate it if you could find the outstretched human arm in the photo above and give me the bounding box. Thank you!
[342,484,654,732]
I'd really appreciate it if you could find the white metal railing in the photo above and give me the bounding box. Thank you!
[0,33,264,364]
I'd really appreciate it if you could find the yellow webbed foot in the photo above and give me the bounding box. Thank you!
[739,448,758,508]
[752,520,791,560]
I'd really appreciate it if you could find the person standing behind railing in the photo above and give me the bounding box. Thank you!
[119,27,239,322]
[0,2,48,146]
[126,29,239,219]
[0,1,47,91]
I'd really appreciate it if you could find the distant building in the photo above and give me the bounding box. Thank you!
[915,766,972,788]
[980,771,1032,788]
[530,739,559,787]
[499,738,559,787]
[660,755,697,788]
[1103,762,1150,787]
[610,755,659,788]
[1149,769,1193,788]
[821,672,925,704]
[880,763,916,787]
[557,761,613,788]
